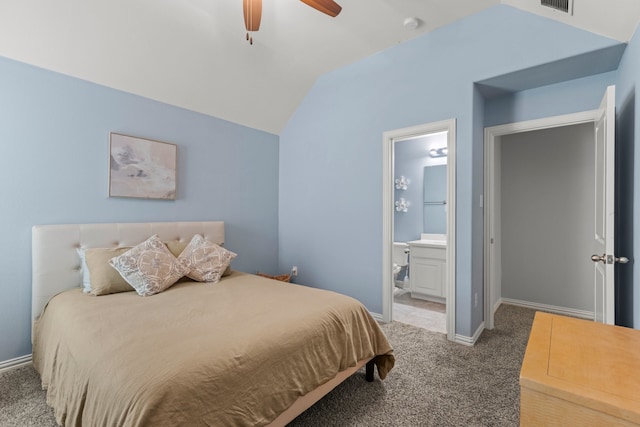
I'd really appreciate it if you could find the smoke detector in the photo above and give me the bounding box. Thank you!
[403,17,421,30]
[541,0,574,15]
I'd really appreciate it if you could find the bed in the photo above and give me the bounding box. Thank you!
[31,221,394,426]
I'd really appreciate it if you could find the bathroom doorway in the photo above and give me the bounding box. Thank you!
[382,119,456,341]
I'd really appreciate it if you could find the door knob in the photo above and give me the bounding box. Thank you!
[590,254,629,264]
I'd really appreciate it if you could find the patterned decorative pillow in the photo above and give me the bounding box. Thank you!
[109,234,191,296]
[179,234,237,283]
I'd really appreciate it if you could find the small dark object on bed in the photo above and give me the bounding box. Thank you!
[256,272,291,282]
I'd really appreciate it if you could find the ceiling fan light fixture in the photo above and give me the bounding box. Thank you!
[243,0,262,32]
[299,0,342,17]
[241,0,341,45]
[243,0,262,45]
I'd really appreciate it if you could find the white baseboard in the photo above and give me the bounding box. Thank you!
[370,312,384,322]
[501,298,593,320]
[0,354,32,374]
[493,298,502,315]
[455,321,485,346]
[454,335,474,346]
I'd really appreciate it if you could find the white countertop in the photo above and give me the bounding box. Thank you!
[407,239,446,248]
[408,233,446,248]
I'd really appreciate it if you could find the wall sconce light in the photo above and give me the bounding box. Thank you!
[395,198,409,212]
[429,147,448,158]
[395,176,409,190]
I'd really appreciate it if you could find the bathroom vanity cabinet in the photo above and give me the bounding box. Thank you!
[408,240,446,302]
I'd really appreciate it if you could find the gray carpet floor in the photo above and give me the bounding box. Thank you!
[0,304,535,426]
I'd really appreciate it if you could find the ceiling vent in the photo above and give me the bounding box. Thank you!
[541,0,573,15]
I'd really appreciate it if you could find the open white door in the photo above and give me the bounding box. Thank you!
[592,85,626,324]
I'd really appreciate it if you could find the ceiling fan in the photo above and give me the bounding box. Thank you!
[243,0,342,45]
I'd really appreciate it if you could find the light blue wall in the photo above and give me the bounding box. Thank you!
[484,71,618,128]
[0,57,280,363]
[616,25,640,328]
[471,85,485,332]
[279,5,625,337]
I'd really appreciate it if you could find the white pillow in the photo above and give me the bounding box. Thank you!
[109,234,191,296]
[178,234,237,283]
[76,248,92,293]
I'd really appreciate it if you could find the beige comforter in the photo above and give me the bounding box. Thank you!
[33,272,394,426]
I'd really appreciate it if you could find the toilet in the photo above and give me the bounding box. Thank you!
[392,242,410,288]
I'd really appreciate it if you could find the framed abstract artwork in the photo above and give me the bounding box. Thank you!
[108,133,177,200]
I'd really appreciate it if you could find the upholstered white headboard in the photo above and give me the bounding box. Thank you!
[32,221,225,321]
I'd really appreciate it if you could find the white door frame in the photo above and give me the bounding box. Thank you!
[484,110,600,329]
[382,118,457,342]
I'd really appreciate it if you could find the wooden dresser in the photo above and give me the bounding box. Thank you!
[520,312,640,426]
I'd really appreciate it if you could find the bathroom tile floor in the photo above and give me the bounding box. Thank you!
[393,288,446,334]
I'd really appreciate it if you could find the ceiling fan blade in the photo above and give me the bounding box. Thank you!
[300,0,342,17]
[243,0,262,31]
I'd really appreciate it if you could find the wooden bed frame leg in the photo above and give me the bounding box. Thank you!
[365,360,375,382]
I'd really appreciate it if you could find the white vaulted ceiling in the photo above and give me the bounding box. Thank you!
[0,0,638,134]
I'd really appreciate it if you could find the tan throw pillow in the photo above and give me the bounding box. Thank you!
[83,247,135,296]
[222,265,232,277]
[165,240,189,257]
[109,234,191,296]
[179,234,237,283]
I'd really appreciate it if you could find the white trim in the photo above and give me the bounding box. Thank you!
[484,129,496,330]
[501,298,594,320]
[454,335,475,346]
[382,119,457,342]
[455,321,485,346]
[484,110,600,330]
[0,354,32,374]
[486,110,599,137]
[370,312,384,322]
[382,128,394,324]
[493,297,502,316]
[446,121,457,343]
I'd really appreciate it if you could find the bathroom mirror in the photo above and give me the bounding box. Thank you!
[423,165,447,233]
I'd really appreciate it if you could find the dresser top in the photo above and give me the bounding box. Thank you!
[520,312,640,423]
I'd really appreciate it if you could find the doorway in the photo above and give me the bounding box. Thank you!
[382,119,456,341]
[484,110,604,329]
